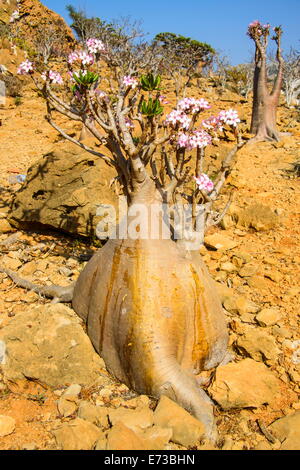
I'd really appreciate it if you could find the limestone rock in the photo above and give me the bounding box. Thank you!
[0,303,106,387]
[204,233,238,251]
[0,218,12,233]
[0,415,15,437]
[256,308,281,327]
[235,326,280,362]
[209,359,281,409]
[268,411,300,450]
[232,204,279,231]
[106,422,149,451]
[53,418,104,450]
[8,145,117,238]
[108,406,154,431]
[57,395,78,418]
[78,401,109,428]
[153,396,205,447]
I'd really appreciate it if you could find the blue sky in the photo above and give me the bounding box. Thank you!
[43,0,300,65]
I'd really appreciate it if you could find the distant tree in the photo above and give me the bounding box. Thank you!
[226,63,254,98]
[66,5,105,42]
[211,52,231,94]
[282,48,300,107]
[153,32,215,97]
[247,21,284,142]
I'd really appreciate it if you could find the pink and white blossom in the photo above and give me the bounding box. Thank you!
[188,130,212,148]
[165,110,191,130]
[17,59,34,75]
[41,70,63,85]
[86,38,105,54]
[122,76,139,89]
[177,130,211,150]
[68,51,94,66]
[10,10,19,23]
[194,173,214,192]
[177,97,210,114]
[125,117,134,128]
[218,109,240,127]
[202,115,223,132]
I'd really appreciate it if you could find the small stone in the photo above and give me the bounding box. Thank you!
[0,415,16,437]
[63,384,82,397]
[53,418,104,450]
[108,406,154,431]
[153,396,205,448]
[209,358,281,410]
[235,325,280,362]
[106,422,148,451]
[78,401,109,428]
[239,264,259,277]
[22,442,37,450]
[204,233,238,251]
[256,308,281,327]
[57,396,78,418]
[268,411,300,450]
[247,276,270,290]
[219,262,237,273]
[0,219,12,233]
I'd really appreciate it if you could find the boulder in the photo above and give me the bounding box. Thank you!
[153,396,205,447]
[0,303,107,387]
[53,418,104,450]
[0,415,15,437]
[235,325,280,362]
[268,411,300,450]
[231,204,279,231]
[209,358,281,409]
[8,145,118,238]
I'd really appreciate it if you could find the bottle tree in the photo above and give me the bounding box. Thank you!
[247,21,284,142]
[8,26,247,442]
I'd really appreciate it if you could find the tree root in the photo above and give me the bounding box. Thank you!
[0,265,75,302]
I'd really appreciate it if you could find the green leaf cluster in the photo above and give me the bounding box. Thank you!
[140,97,163,117]
[140,73,161,91]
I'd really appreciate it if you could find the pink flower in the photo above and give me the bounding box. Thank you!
[68,51,94,67]
[189,130,212,148]
[194,174,214,193]
[17,59,34,75]
[177,97,210,114]
[158,95,169,104]
[177,130,211,150]
[165,110,191,130]
[86,38,105,54]
[41,70,63,85]
[218,109,240,127]
[122,76,139,89]
[125,117,134,128]
[202,115,223,132]
[177,132,191,149]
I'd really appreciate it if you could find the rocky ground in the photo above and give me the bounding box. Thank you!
[0,58,300,449]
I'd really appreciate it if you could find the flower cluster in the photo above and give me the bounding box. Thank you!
[122,76,139,89]
[177,130,211,150]
[68,51,94,67]
[86,38,105,54]
[202,115,223,132]
[17,59,34,75]
[158,95,169,104]
[177,97,211,114]
[165,110,191,130]
[125,117,134,128]
[194,174,214,193]
[247,20,270,38]
[41,70,63,85]
[218,109,240,127]
[10,10,19,23]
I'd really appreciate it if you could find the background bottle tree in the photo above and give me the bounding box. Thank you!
[248,21,284,142]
